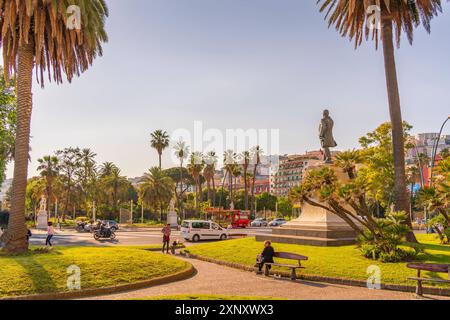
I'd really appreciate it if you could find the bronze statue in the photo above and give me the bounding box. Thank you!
[319,110,337,164]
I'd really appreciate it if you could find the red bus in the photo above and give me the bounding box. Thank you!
[205,208,251,229]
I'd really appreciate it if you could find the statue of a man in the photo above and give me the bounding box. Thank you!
[319,110,337,164]
[39,195,47,212]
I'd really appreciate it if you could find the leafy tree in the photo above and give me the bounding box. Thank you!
[256,192,277,212]
[203,151,218,206]
[277,197,293,217]
[0,0,109,253]
[0,68,16,186]
[250,146,263,214]
[173,140,190,215]
[187,152,205,213]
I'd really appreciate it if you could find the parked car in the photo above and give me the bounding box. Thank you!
[269,218,287,227]
[103,220,119,231]
[181,220,229,242]
[251,218,268,227]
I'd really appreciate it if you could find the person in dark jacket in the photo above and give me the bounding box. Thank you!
[257,240,275,274]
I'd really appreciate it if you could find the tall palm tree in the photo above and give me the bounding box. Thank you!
[103,167,129,219]
[100,162,117,178]
[0,0,108,253]
[223,150,237,206]
[173,140,190,215]
[151,130,170,169]
[203,151,218,206]
[78,148,97,213]
[36,156,60,216]
[241,151,251,211]
[140,167,174,222]
[187,152,204,213]
[250,146,262,214]
[317,0,442,242]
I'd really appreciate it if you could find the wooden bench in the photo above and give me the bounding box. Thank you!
[407,263,450,296]
[263,252,308,281]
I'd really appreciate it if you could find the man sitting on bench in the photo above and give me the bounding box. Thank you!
[256,240,275,275]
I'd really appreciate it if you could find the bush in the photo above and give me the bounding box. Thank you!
[358,212,421,263]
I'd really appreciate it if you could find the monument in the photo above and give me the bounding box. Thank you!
[319,109,337,164]
[167,199,178,229]
[36,196,49,230]
[256,110,357,246]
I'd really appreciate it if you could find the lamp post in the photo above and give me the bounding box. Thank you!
[430,116,450,187]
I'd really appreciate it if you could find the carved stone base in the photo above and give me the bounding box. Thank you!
[257,164,358,247]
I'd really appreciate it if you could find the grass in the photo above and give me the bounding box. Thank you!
[136,295,283,300]
[185,234,450,288]
[0,246,190,298]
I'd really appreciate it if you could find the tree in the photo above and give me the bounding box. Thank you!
[256,192,277,212]
[0,0,109,254]
[240,151,251,211]
[37,156,60,215]
[139,167,174,221]
[250,146,262,214]
[440,148,450,160]
[151,130,170,169]
[102,166,129,219]
[56,147,81,221]
[173,140,190,215]
[317,0,442,243]
[203,151,218,206]
[0,69,16,187]
[187,152,205,213]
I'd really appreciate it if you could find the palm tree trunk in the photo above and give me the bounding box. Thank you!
[251,164,257,214]
[2,43,35,254]
[159,153,162,170]
[381,16,417,243]
[179,161,184,218]
[244,166,248,211]
[212,177,216,207]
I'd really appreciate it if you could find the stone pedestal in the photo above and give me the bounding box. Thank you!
[256,164,358,247]
[167,211,178,228]
[36,210,48,230]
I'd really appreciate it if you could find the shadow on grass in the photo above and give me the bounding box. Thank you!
[422,243,450,253]
[13,254,59,295]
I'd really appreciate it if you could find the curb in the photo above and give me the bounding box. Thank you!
[1,263,196,301]
[181,252,450,298]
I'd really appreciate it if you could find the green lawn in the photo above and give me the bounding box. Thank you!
[0,246,190,298]
[137,295,283,300]
[185,234,450,288]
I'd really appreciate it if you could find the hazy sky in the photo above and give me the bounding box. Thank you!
[5,0,450,179]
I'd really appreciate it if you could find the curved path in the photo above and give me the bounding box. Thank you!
[87,256,449,300]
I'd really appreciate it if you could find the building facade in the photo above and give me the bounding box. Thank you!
[407,133,450,163]
[270,154,321,197]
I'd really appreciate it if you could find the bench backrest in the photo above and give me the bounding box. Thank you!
[407,263,450,274]
[274,252,308,261]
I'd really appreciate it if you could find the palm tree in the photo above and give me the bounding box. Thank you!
[56,147,81,221]
[241,151,251,211]
[187,152,205,213]
[203,151,218,206]
[317,0,442,242]
[100,162,118,178]
[140,167,174,222]
[103,167,129,219]
[173,140,190,215]
[37,156,60,216]
[78,148,97,213]
[223,150,237,206]
[250,146,262,214]
[335,150,362,179]
[0,0,109,253]
[151,130,170,169]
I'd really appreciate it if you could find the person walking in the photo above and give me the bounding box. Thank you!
[256,240,275,275]
[161,223,171,254]
[45,222,55,247]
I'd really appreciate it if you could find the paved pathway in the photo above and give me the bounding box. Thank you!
[87,256,450,300]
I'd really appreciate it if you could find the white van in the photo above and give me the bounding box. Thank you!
[181,220,229,242]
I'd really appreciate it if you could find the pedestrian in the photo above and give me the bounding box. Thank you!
[45,222,55,247]
[256,240,275,275]
[26,228,32,245]
[161,223,171,254]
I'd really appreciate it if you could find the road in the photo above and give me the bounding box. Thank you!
[29,227,271,247]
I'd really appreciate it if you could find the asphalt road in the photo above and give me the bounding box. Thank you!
[29,227,272,247]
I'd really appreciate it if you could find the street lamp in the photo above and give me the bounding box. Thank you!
[430,116,450,187]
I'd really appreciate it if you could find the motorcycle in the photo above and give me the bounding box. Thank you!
[93,224,116,241]
[76,221,89,232]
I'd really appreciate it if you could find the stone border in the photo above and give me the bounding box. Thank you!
[1,263,196,301]
[181,251,450,298]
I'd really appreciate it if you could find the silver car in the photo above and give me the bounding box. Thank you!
[269,218,287,227]
[251,218,268,227]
